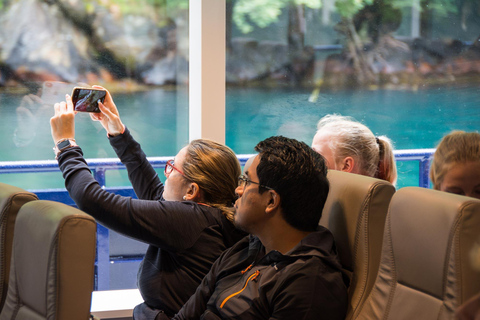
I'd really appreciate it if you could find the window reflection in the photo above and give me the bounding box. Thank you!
[0,0,189,163]
[0,0,189,291]
[225,0,480,189]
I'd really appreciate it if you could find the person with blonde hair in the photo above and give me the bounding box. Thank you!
[49,86,246,320]
[311,114,397,184]
[430,131,480,199]
[430,131,480,319]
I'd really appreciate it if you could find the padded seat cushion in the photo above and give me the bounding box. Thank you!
[355,187,480,320]
[321,170,395,320]
[0,200,96,320]
[0,183,37,311]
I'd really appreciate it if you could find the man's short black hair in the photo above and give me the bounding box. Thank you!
[255,136,329,232]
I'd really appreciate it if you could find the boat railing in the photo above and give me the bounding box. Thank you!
[0,149,435,290]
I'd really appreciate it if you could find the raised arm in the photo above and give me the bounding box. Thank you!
[109,127,165,200]
[57,147,209,250]
[89,86,164,200]
[50,93,206,249]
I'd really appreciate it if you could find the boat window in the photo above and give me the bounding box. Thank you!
[225,0,480,188]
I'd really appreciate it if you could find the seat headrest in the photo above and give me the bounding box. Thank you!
[322,170,395,273]
[355,188,480,320]
[389,187,480,303]
[1,200,96,320]
[321,171,395,320]
[0,183,38,311]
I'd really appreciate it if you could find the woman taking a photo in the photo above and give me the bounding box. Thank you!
[50,86,246,320]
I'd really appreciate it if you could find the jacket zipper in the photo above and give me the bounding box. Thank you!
[219,269,260,308]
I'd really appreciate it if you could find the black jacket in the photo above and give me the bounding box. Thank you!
[57,128,246,318]
[172,228,348,320]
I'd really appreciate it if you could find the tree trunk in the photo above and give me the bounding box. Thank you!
[287,3,314,86]
[288,2,305,53]
[343,17,376,85]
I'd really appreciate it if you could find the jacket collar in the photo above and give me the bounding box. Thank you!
[248,226,341,267]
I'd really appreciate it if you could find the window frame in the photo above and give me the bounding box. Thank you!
[189,0,226,143]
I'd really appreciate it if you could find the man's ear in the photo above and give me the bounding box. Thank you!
[184,182,203,202]
[265,190,281,214]
[340,156,355,173]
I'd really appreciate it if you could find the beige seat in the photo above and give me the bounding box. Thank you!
[0,183,38,311]
[0,200,96,320]
[355,187,480,320]
[320,170,396,320]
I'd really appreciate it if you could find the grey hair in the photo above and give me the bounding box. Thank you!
[316,114,397,184]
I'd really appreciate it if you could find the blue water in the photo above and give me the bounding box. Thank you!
[1,84,479,190]
[226,85,480,152]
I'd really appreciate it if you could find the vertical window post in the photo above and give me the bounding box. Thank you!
[189,0,226,143]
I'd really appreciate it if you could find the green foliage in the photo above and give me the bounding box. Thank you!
[0,0,9,11]
[232,0,458,33]
[294,0,321,9]
[85,1,95,14]
[421,0,457,16]
[335,0,457,20]
[233,0,287,33]
[82,0,187,26]
[165,0,188,12]
[233,0,321,34]
[377,0,457,17]
[98,0,152,16]
[335,0,373,19]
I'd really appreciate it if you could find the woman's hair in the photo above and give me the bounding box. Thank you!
[182,139,241,221]
[316,114,397,184]
[430,131,480,190]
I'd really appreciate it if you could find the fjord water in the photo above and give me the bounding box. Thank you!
[1,85,479,189]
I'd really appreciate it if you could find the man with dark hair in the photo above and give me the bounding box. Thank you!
[170,136,348,320]
[253,136,330,232]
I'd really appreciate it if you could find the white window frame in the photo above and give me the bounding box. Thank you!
[189,0,226,144]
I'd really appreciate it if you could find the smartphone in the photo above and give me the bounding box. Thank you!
[71,87,106,113]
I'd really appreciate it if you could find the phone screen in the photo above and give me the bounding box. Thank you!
[72,88,106,113]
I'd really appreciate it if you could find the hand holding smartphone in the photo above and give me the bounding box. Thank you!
[71,87,107,113]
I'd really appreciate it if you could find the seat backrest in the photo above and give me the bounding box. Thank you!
[320,170,396,320]
[355,187,480,320]
[0,200,97,320]
[0,183,38,311]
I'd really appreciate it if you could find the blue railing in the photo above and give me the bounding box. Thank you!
[0,149,434,290]
[393,149,435,188]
